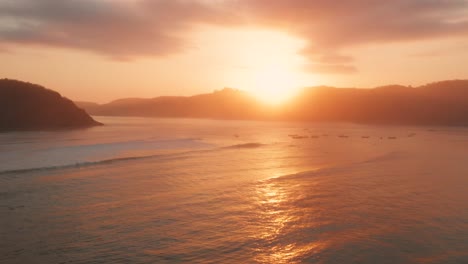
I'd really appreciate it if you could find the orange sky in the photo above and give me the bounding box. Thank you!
[1,0,468,104]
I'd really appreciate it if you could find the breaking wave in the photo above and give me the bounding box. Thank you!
[0,142,267,175]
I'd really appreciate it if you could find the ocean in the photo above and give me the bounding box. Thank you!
[1,116,467,263]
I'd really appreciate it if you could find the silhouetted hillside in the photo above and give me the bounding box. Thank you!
[77,80,468,126]
[286,80,468,126]
[0,79,102,132]
[74,101,101,113]
[78,88,274,120]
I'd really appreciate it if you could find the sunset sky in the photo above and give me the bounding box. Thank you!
[1,0,468,103]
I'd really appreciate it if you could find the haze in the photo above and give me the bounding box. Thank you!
[2,1,468,263]
[1,0,468,104]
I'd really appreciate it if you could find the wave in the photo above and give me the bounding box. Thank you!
[360,151,404,164]
[261,151,405,183]
[222,142,266,149]
[0,155,162,175]
[0,149,215,175]
[0,142,266,175]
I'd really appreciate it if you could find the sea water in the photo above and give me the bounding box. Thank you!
[1,117,467,263]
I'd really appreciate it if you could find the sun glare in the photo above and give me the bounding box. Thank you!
[194,27,317,105]
[232,29,312,105]
[250,64,304,105]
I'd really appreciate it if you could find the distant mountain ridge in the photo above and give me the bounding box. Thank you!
[0,79,102,132]
[77,88,273,120]
[76,80,468,126]
[285,80,468,126]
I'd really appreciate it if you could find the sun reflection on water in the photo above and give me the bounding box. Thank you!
[252,179,325,263]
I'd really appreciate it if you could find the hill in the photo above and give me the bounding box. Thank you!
[0,79,102,132]
[285,80,468,126]
[76,80,468,126]
[77,88,274,120]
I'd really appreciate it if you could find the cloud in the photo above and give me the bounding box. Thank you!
[408,42,468,57]
[241,0,468,73]
[302,53,356,73]
[305,63,358,75]
[1,0,468,71]
[0,0,235,59]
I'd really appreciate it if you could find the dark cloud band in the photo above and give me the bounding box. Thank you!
[1,0,468,73]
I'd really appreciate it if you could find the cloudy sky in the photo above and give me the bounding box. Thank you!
[1,0,468,103]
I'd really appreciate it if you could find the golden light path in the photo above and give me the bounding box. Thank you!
[247,149,326,263]
[253,180,325,264]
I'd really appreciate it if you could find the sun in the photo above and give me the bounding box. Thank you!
[204,27,316,105]
[249,64,304,105]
